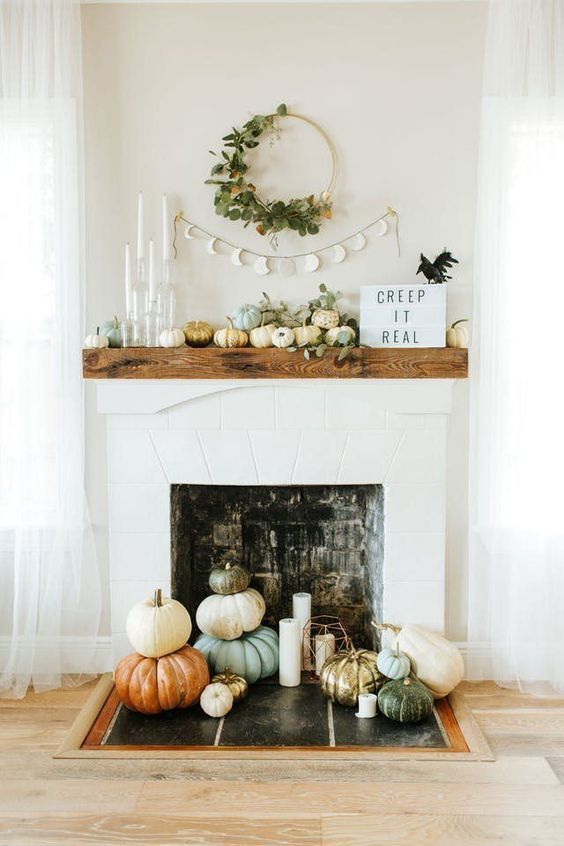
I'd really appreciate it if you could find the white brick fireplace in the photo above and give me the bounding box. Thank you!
[97,379,454,662]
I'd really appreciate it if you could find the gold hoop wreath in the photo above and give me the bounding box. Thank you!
[205,103,337,246]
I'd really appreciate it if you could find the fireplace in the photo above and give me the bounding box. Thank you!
[171,484,384,646]
[99,380,452,663]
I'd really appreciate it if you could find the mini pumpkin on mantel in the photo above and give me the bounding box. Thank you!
[159,327,186,348]
[209,562,251,596]
[183,320,214,347]
[214,318,248,348]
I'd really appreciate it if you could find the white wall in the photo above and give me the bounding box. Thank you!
[82,1,486,640]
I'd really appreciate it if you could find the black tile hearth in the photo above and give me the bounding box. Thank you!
[105,702,218,747]
[331,698,446,748]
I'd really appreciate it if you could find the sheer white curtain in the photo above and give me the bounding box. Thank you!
[0,0,102,697]
[469,0,564,691]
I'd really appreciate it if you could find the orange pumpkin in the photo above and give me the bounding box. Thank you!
[114,645,210,715]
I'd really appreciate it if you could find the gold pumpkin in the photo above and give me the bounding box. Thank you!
[183,320,214,347]
[320,646,384,707]
[214,317,248,348]
[211,668,248,702]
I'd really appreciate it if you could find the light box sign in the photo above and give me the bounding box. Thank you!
[360,284,446,348]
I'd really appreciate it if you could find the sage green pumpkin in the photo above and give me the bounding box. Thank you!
[378,677,434,723]
[376,647,411,680]
[209,562,251,596]
[230,303,262,331]
[99,316,122,348]
[194,625,279,684]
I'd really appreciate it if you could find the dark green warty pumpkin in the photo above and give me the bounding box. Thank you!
[378,677,434,723]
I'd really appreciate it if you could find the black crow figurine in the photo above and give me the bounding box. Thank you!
[417,250,459,284]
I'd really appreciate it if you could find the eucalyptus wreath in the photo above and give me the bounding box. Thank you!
[205,104,334,245]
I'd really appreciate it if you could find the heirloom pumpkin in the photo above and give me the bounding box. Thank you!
[311,308,339,330]
[99,316,122,348]
[200,682,234,718]
[183,320,214,347]
[126,589,192,658]
[211,669,248,702]
[293,319,322,348]
[195,625,279,684]
[84,327,109,349]
[114,645,210,715]
[214,318,248,348]
[325,325,355,345]
[209,562,251,596]
[378,677,434,723]
[320,646,384,707]
[271,327,295,348]
[230,303,262,331]
[446,319,469,348]
[376,646,411,681]
[373,622,464,699]
[159,327,186,348]
[196,588,265,640]
[249,317,276,348]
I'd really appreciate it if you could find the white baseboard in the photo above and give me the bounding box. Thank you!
[0,636,113,676]
[453,641,495,680]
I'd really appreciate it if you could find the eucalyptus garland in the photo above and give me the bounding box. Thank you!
[205,104,334,245]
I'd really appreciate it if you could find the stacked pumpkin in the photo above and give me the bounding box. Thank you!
[114,589,209,715]
[194,562,280,686]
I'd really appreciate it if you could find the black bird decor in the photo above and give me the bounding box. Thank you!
[417,250,459,284]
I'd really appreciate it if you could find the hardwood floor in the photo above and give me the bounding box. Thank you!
[0,681,563,845]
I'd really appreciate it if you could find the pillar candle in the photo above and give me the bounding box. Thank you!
[356,693,377,719]
[315,633,335,676]
[292,592,311,670]
[137,191,144,260]
[279,618,301,687]
[124,242,131,317]
[162,193,170,262]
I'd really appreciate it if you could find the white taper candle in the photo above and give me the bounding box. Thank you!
[162,193,170,262]
[279,618,301,687]
[137,191,144,260]
[124,242,131,316]
[148,238,156,302]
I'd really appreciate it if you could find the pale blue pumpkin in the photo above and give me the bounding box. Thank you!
[195,625,279,684]
[230,303,262,331]
[99,316,122,348]
[376,647,411,680]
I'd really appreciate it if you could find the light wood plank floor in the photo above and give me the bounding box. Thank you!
[0,681,563,845]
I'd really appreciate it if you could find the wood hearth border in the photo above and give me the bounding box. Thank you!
[54,674,493,761]
[82,347,468,380]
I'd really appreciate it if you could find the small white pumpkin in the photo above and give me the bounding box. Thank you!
[249,319,276,348]
[446,319,469,348]
[272,327,295,348]
[196,588,266,640]
[373,622,464,699]
[293,320,322,348]
[84,327,110,349]
[159,328,186,348]
[200,682,233,718]
[126,588,192,658]
[311,308,339,330]
[325,325,355,345]
[376,646,411,680]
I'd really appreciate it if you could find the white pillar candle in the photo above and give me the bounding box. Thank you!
[279,618,301,687]
[356,693,377,719]
[162,193,170,262]
[124,242,131,317]
[292,592,311,670]
[148,238,156,302]
[315,633,335,676]
[137,191,144,260]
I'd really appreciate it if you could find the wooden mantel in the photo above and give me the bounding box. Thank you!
[82,347,468,380]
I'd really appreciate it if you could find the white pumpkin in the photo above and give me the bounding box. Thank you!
[200,682,233,717]
[293,320,322,348]
[249,321,276,348]
[159,328,186,348]
[196,588,265,640]
[84,328,110,349]
[374,622,464,699]
[272,327,295,349]
[325,325,355,345]
[446,320,469,348]
[126,588,192,658]
[311,308,339,330]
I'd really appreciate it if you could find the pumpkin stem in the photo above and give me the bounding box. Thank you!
[154,588,162,607]
[371,621,401,634]
[226,317,234,329]
[96,326,100,335]
[225,562,232,570]
[451,319,468,328]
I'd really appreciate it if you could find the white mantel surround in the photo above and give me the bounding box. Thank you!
[98,379,454,662]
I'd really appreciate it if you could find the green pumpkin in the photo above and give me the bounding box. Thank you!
[194,625,278,684]
[378,677,434,723]
[99,316,122,348]
[376,646,411,680]
[230,303,262,331]
[209,562,251,596]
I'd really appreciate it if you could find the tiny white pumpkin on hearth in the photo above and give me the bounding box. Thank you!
[84,328,109,349]
[126,588,192,658]
[159,328,186,348]
[200,682,233,718]
[271,327,295,348]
